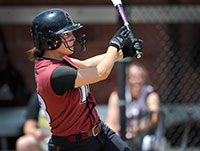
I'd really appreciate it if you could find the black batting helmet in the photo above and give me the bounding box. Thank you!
[31,8,86,52]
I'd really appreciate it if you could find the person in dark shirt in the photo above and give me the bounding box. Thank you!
[16,93,50,151]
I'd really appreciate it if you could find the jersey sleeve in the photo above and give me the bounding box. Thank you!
[50,65,77,95]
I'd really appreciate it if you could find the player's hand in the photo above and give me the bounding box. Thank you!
[122,38,143,58]
[109,26,131,51]
[34,128,48,141]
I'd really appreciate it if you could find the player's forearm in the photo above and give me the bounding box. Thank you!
[96,46,119,80]
[70,54,105,69]
[85,50,122,66]
[139,123,154,132]
[82,54,106,68]
[71,50,122,69]
[139,113,158,131]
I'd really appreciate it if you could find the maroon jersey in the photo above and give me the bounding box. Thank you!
[34,56,99,136]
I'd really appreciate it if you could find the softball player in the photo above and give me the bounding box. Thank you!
[28,8,142,151]
[16,92,51,151]
[106,62,160,151]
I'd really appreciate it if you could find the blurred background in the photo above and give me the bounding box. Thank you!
[0,0,200,150]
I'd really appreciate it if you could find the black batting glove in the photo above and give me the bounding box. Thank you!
[109,26,130,51]
[122,38,143,58]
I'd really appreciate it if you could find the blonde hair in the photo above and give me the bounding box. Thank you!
[26,47,44,61]
[126,62,149,83]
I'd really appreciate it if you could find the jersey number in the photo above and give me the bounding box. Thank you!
[79,85,89,104]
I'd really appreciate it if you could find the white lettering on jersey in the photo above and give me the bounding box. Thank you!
[79,85,89,104]
[37,94,51,123]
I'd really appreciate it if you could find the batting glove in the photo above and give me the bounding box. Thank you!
[122,38,143,58]
[109,26,130,51]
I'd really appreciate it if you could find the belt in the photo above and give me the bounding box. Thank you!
[52,123,101,143]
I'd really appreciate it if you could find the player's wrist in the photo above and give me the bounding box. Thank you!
[115,50,123,61]
[108,45,119,52]
[108,42,120,51]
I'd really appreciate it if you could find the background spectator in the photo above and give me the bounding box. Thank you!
[16,93,51,151]
[106,62,160,151]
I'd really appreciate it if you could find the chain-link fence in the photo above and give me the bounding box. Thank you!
[125,2,200,151]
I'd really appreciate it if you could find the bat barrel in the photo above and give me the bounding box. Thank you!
[115,4,129,25]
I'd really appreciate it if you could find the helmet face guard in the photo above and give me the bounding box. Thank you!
[31,8,86,52]
[60,31,86,53]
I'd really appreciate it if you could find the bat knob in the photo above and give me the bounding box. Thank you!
[135,50,143,59]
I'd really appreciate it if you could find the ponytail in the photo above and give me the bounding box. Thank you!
[26,47,44,61]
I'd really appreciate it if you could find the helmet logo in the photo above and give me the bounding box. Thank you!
[65,13,70,21]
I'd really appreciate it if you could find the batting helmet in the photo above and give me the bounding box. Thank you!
[31,8,86,52]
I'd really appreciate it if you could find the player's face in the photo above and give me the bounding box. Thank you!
[128,66,145,89]
[57,32,76,56]
[62,32,76,51]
